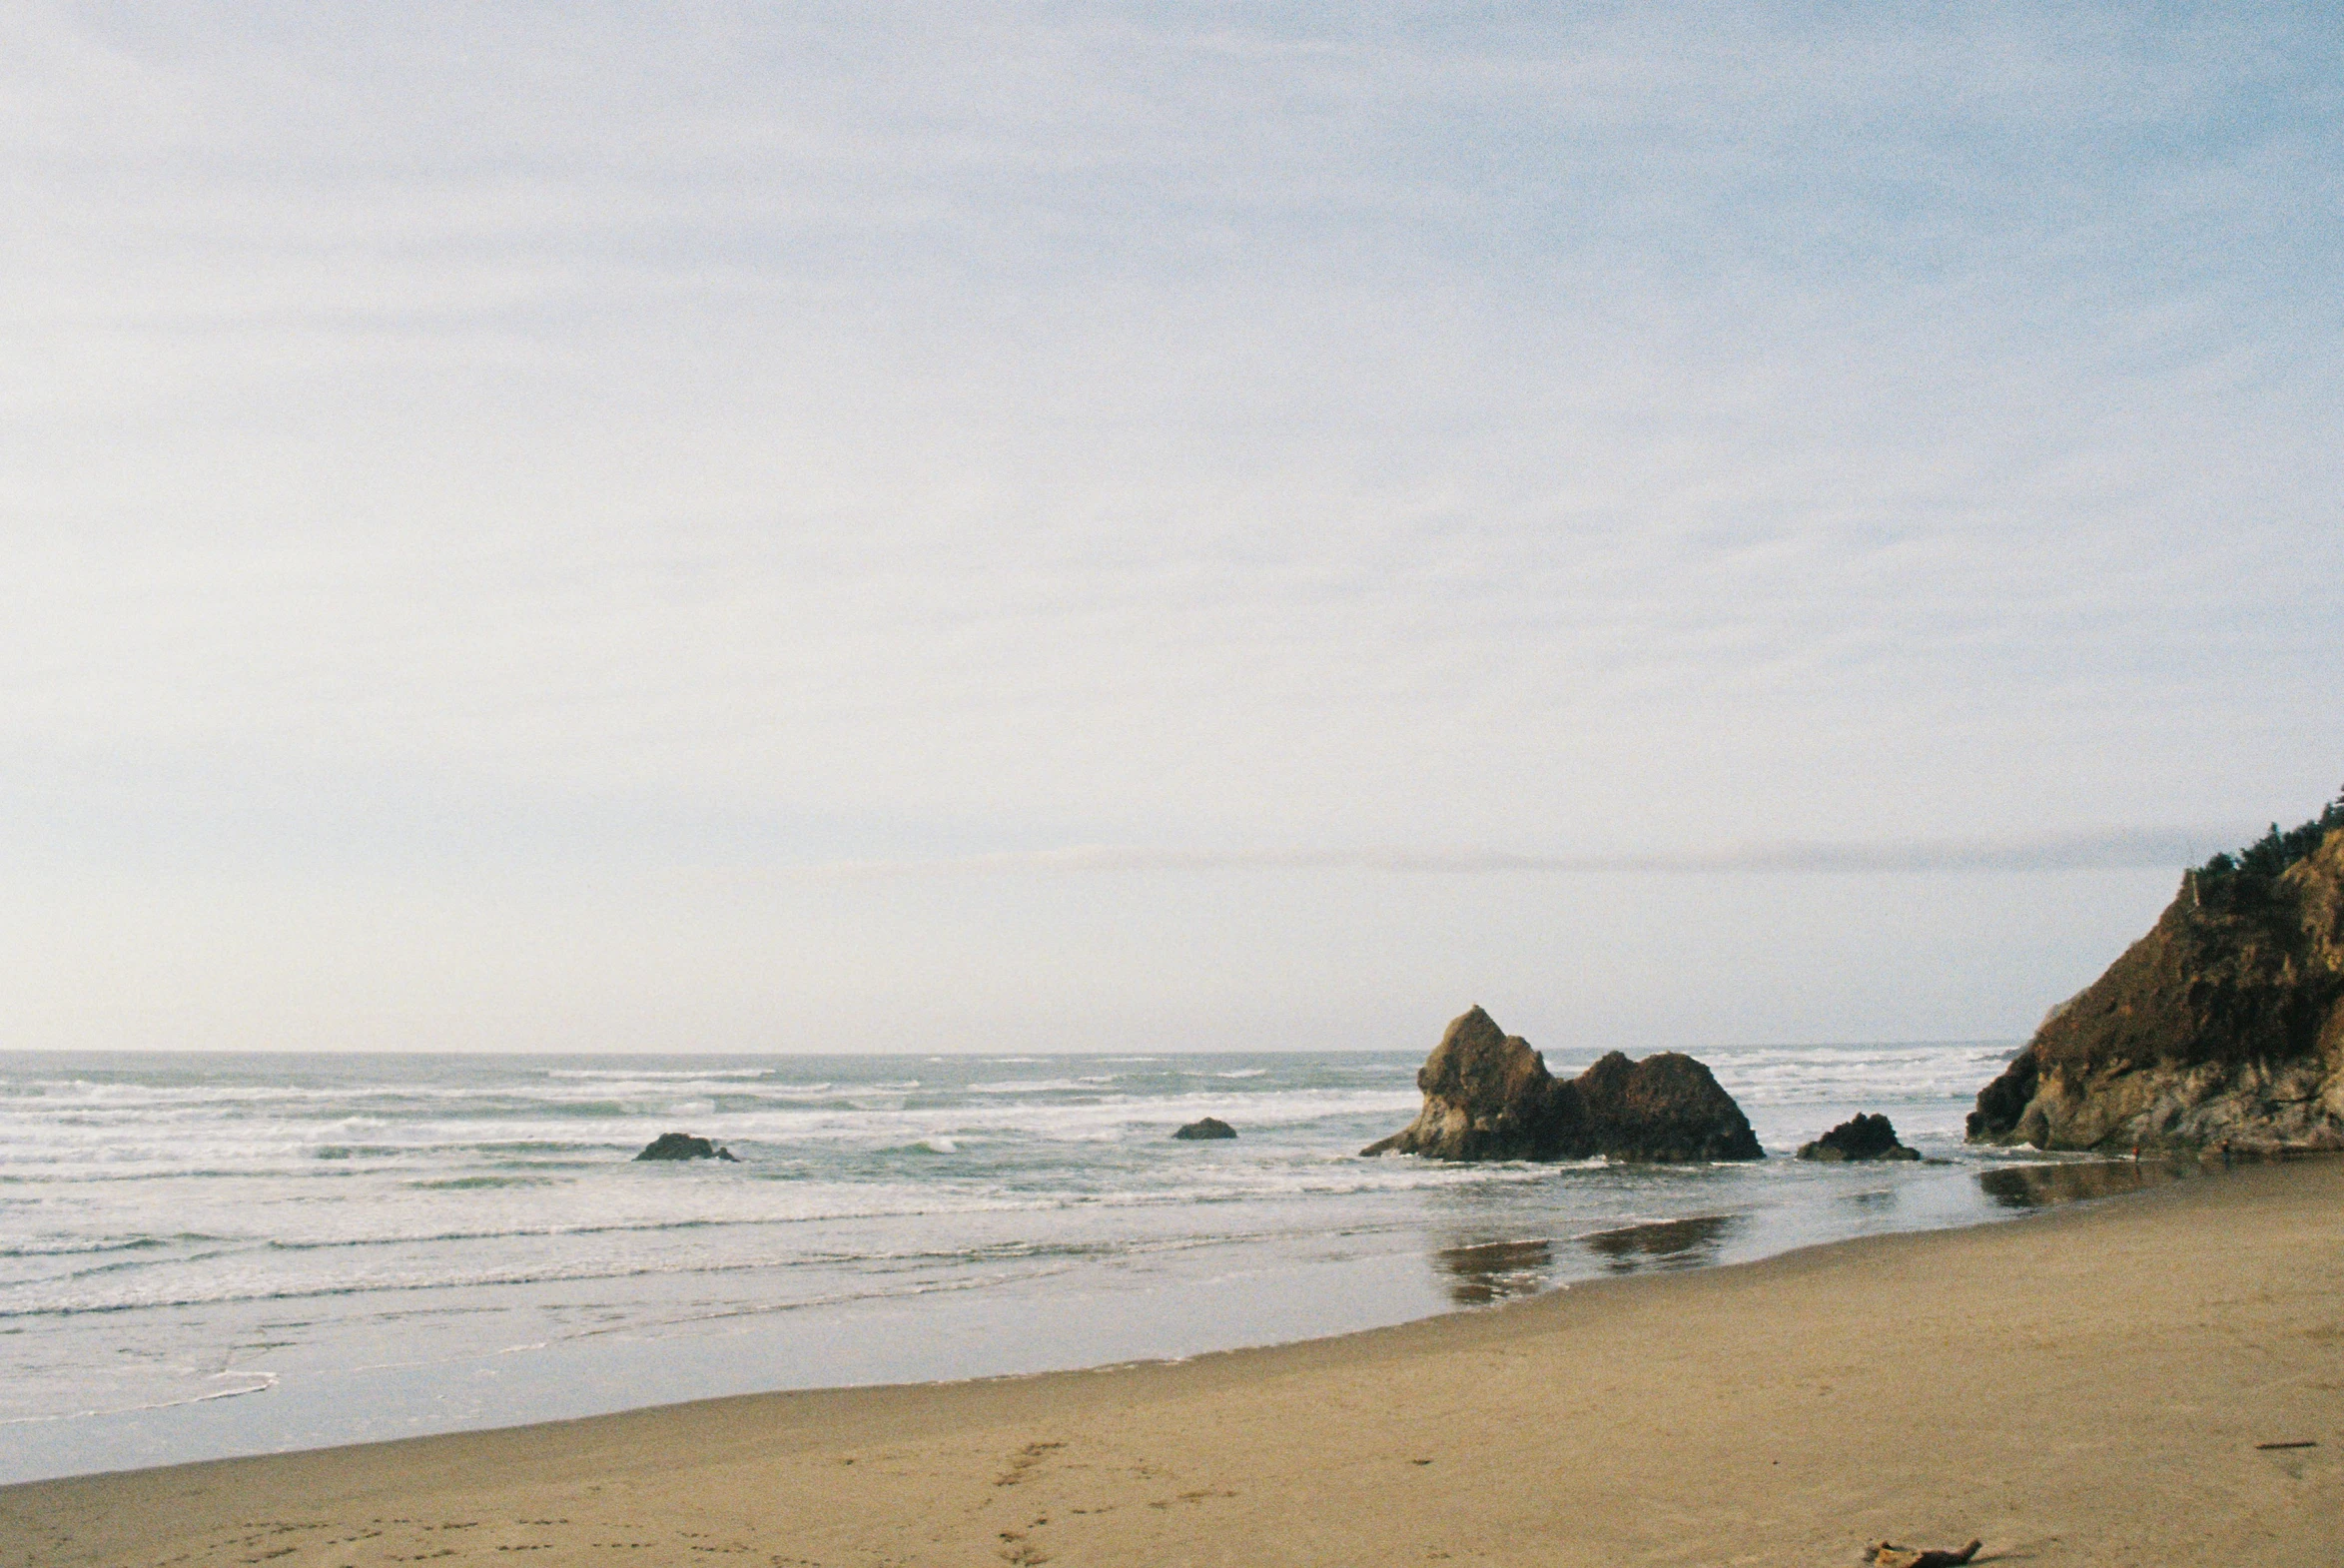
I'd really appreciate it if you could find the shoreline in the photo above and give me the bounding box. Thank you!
[10,1154,2342,1566]
[2,1150,2186,1488]
[0,1042,2031,1484]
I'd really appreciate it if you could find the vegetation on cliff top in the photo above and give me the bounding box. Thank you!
[2197,785,2344,884]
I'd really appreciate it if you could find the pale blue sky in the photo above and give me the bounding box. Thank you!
[3,4,2338,1052]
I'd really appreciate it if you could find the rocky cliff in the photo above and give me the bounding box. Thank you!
[1362,1006,1763,1163]
[1967,826,2344,1152]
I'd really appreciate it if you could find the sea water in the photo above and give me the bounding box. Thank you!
[0,1043,2145,1482]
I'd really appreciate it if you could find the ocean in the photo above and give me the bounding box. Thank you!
[0,1042,2155,1483]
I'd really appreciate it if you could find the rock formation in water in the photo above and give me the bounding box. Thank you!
[634,1132,738,1162]
[1360,1006,1763,1163]
[1967,820,2344,1153]
[1172,1117,1237,1141]
[1796,1113,1920,1162]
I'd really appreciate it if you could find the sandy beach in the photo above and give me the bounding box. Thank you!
[8,1157,2341,1568]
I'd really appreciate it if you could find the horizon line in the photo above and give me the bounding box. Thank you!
[702,827,2231,881]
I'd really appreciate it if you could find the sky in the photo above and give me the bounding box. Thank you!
[3,3,2339,1055]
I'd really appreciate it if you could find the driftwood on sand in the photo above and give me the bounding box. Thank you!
[1865,1540,1981,1568]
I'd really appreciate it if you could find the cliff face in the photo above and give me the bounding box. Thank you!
[1362,1006,1763,1163]
[1967,828,2344,1152]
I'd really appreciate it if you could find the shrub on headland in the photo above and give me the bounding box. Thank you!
[2196,784,2344,884]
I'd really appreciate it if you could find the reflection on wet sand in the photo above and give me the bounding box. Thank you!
[1578,1213,1744,1274]
[1434,1238,1555,1305]
[1977,1159,2197,1209]
[1424,1164,2207,1307]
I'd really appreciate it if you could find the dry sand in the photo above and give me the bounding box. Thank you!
[8,1157,2344,1568]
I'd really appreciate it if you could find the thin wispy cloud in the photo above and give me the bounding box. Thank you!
[0,4,2334,1050]
[728,829,2228,882]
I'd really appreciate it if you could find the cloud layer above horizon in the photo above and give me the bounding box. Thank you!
[3,3,2338,1053]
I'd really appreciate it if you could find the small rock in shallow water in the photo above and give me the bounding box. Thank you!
[1172,1117,1237,1141]
[634,1132,738,1162]
[1798,1113,1921,1162]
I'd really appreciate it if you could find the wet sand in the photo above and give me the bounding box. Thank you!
[6,1156,2342,1568]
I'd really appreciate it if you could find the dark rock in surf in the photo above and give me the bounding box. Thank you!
[1797,1113,1920,1162]
[1360,1006,1763,1164]
[634,1132,738,1162]
[1570,1048,1766,1164]
[1172,1117,1237,1141]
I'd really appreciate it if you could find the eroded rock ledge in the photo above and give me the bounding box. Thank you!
[1967,826,2344,1153]
[1361,1006,1763,1163]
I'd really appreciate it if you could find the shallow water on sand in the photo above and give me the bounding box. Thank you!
[1,1043,2135,1481]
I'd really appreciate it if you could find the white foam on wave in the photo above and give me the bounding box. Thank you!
[0,1083,1429,1185]
[703,1087,1422,1147]
[0,1371,278,1428]
[543,1069,774,1082]
[0,1044,2044,1472]
[1,1165,1562,1320]
[1691,1041,2015,1107]
[0,1126,1587,1319]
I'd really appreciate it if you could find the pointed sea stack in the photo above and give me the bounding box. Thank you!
[1362,1006,1763,1163]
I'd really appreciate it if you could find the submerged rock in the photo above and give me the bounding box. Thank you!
[1966,822,2344,1154]
[1797,1113,1920,1162]
[634,1132,738,1162]
[1172,1117,1237,1141]
[1360,1006,1763,1163]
